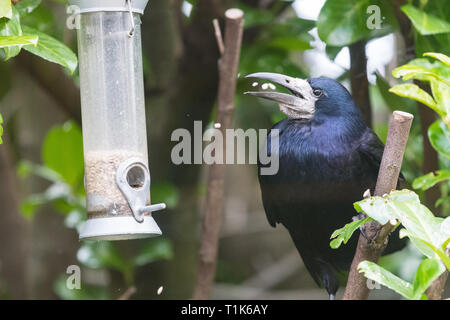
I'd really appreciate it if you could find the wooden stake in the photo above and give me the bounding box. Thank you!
[192,8,244,300]
[343,111,413,300]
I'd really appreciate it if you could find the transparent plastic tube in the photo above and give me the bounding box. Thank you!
[77,12,149,217]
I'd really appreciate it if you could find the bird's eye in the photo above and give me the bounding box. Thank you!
[313,89,323,97]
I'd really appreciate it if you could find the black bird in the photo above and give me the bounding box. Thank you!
[245,73,405,299]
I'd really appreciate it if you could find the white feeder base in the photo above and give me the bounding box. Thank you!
[79,215,162,241]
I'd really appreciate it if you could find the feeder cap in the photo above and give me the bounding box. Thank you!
[68,0,149,14]
[79,215,162,241]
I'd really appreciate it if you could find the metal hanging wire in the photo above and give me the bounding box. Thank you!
[127,0,135,37]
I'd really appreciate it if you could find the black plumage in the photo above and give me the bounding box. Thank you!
[248,75,405,298]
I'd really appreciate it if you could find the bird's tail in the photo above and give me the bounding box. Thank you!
[287,229,340,297]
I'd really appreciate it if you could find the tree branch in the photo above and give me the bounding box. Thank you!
[349,40,371,127]
[343,111,413,300]
[192,8,244,300]
[425,249,449,300]
[212,19,225,56]
[117,286,137,300]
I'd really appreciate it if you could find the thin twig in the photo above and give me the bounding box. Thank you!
[343,111,414,300]
[212,19,225,56]
[117,286,137,300]
[192,8,244,300]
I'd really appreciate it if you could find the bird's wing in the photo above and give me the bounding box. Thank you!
[357,128,406,188]
[257,119,290,227]
[357,128,385,171]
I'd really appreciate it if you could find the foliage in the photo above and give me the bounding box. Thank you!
[0,0,78,147]
[413,170,450,192]
[390,54,449,126]
[0,34,37,48]
[330,217,372,249]
[355,190,450,267]
[358,258,444,300]
[21,25,77,74]
[390,52,450,208]
[0,1,76,72]
[401,4,450,36]
[331,190,449,299]
[317,0,398,46]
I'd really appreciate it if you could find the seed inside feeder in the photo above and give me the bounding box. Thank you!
[85,150,147,217]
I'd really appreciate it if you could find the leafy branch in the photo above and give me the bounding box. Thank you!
[331,189,450,299]
[390,52,450,209]
[0,0,78,144]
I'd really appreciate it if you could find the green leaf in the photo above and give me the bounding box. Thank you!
[20,4,54,34]
[424,52,450,66]
[15,0,41,16]
[0,34,37,47]
[133,238,173,267]
[0,0,12,19]
[359,258,445,300]
[392,63,449,84]
[317,0,398,46]
[410,58,450,83]
[41,121,84,190]
[389,84,440,116]
[412,258,446,298]
[21,25,78,74]
[428,120,450,158]
[429,78,450,123]
[330,217,372,249]
[0,6,23,59]
[355,190,449,262]
[400,231,450,270]
[266,36,312,51]
[401,4,450,35]
[325,45,343,61]
[414,32,450,58]
[357,260,415,299]
[399,229,437,262]
[262,18,314,52]
[413,170,450,191]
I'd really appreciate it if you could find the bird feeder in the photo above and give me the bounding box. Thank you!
[69,0,165,241]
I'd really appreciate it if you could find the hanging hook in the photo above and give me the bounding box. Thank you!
[126,0,135,37]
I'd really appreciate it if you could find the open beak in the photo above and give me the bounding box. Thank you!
[244,72,310,108]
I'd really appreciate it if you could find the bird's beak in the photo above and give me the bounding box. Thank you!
[244,72,307,105]
[244,72,316,118]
